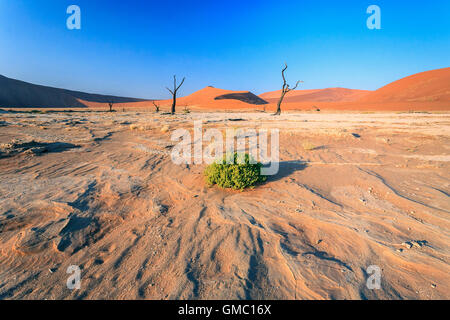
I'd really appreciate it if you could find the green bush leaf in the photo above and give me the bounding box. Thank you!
[204,153,267,190]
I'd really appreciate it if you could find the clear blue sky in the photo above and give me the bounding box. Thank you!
[1,0,449,99]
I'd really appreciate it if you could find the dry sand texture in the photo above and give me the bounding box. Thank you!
[0,110,449,299]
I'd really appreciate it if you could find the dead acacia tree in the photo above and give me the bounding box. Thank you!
[152,100,160,113]
[166,75,185,114]
[274,63,302,115]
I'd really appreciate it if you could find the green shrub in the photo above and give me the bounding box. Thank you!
[204,153,267,190]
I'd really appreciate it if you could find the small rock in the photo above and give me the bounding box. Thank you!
[396,248,403,253]
[431,284,436,288]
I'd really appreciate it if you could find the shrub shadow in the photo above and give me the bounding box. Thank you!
[266,160,307,182]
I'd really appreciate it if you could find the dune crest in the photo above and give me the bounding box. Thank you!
[358,67,450,103]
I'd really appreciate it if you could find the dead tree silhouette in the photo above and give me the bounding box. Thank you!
[152,100,160,113]
[274,63,302,115]
[166,75,185,114]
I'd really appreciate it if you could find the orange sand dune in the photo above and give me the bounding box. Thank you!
[82,86,268,111]
[358,67,450,104]
[160,86,267,109]
[260,89,323,100]
[259,68,450,111]
[260,88,371,103]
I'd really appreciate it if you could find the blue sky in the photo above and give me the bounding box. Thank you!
[0,0,449,99]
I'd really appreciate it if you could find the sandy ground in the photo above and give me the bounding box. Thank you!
[0,110,449,300]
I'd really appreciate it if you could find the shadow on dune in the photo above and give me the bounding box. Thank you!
[266,160,307,182]
[214,92,268,105]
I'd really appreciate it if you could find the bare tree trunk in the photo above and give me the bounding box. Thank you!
[275,92,286,115]
[166,75,185,115]
[274,64,301,116]
[171,92,177,114]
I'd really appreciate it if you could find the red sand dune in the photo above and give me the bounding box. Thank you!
[161,86,268,109]
[259,89,322,100]
[260,88,371,103]
[358,67,450,104]
[261,68,450,111]
[83,86,268,111]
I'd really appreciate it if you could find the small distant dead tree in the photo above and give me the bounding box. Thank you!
[108,102,114,112]
[166,75,185,114]
[274,63,302,115]
[152,100,160,113]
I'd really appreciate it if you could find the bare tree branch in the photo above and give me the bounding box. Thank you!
[281,63,288,86]
[286,80,303,92]
[176,77,186,91]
